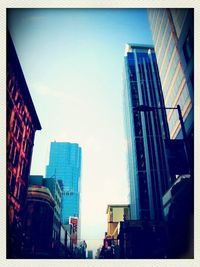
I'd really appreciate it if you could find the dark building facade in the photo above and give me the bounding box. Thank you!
[123,44,171,221]
[118,219,167,259]
[7,32,41,258]
[162,174,193,258]
[22,185,55,258]
[29,175,63,255]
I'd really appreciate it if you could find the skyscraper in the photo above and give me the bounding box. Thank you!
[147,10,194,257]
[148,9,194,142]
[45,142,81,225]
[123,44,170,221]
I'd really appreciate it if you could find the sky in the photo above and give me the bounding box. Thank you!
[8,8,153,254]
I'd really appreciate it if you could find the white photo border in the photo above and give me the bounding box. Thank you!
[0,1,199,267]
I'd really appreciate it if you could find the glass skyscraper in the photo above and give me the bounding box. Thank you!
[46,141,81,225]
[123,44,170,221]
[148,9,194,141]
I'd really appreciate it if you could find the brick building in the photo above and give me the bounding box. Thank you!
[7,32,41,258]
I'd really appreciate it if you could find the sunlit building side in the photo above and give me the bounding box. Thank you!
[7,32,41,258]
[106,204,130,244]
[148,9,194,142]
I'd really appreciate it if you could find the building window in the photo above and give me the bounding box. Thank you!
[7,169,12,187]
[10,174,16,194]
[13,148,19,167]
[16,126,22,143]
[22,140,27,153]
[8,78,16,99]
[12,119,17,134]
[17,96,22,110]
[20,159,24,176]
[14,91,19,102]
[8,141,14,160]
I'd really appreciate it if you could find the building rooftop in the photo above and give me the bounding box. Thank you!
[27,185,55,207]
[125,43,154,56]
[106,204,130,214]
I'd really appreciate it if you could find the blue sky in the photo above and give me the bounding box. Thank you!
[8,8,153,253]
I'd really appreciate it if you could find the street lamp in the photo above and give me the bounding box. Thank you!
[132,104,190,174]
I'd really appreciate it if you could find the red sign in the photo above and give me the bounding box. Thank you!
[69,217,78,245]
[69,216,78,225]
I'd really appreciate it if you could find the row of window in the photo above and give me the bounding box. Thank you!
[168,84,191,135]
[9,108,34,144]
[8,77,26,119]
[8,79,35,136]
[162,53,179,98]
[155,10,168,52]
[7,76,17,99]
[53,193,62,207]
[54,207,61,218]
[161,40,176,86]
[11,115,23,143]
[55,181,62,196]
[152,9,164,42]
[166,71,185,105]
[8,168,27,202]
[157,21,171,68]
[148,9,157,30]
[8,135,32,164]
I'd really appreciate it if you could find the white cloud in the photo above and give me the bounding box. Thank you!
[31,82,85,107]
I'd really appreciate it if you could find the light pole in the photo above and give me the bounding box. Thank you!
[132,104,190,174]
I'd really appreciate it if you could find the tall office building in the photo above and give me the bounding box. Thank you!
[148,9,194,142]
[148,10,194,257]
[123,44,170,221]
[45,142,81,226]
